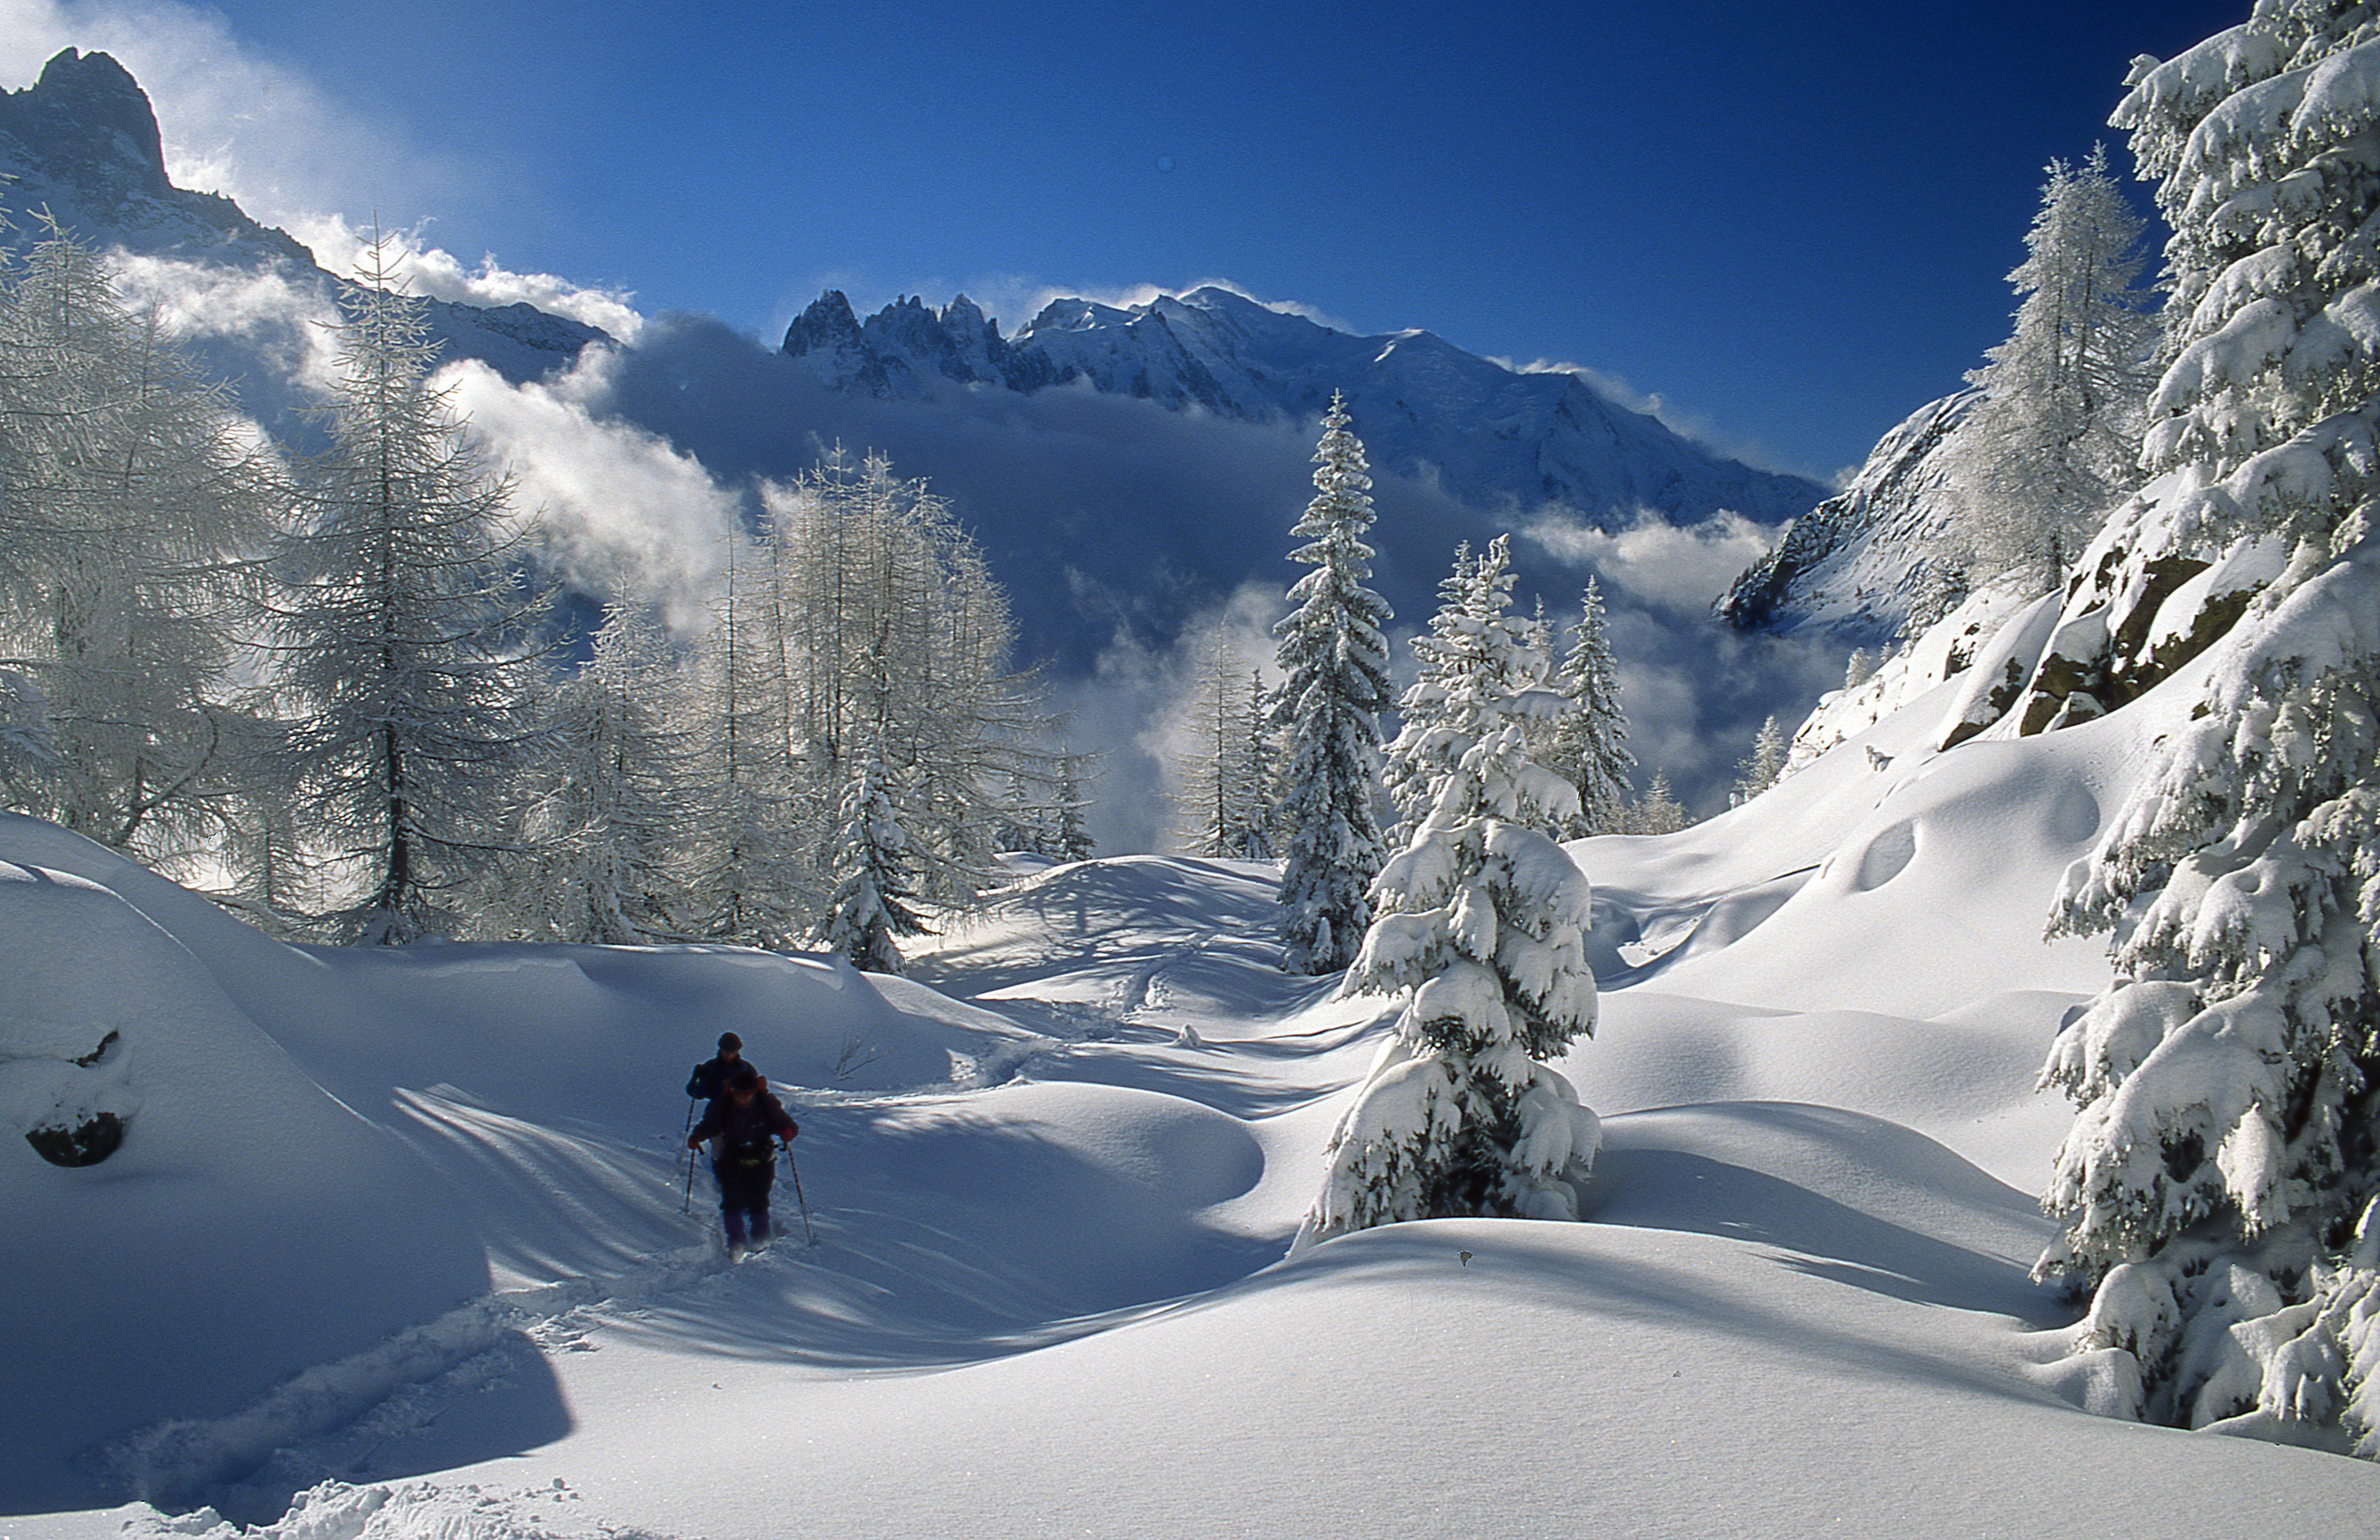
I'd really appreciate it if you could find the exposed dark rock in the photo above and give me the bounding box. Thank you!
[25,1109,124,1167]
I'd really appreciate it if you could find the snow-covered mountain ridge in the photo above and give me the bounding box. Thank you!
[1720,389,1975,639]
[785,285,1830,528]
[0,48,307,270]
[0,46,1841,829]
[0,49,608,388]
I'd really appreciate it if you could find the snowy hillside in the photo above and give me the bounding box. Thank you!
[1720,389,1976,640]
[784,284,1828,528]
[5,643,2374,1538]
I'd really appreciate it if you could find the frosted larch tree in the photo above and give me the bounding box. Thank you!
[1942,145,2155,586]
[0,219,267,867]
[1271,391,1395,974]
[487,599,701,943]
[1631,771,1689,835]
[677,522,812,949]
[270,237,552,944]
[1174,636,1272,858]
[1732,716,1789,806]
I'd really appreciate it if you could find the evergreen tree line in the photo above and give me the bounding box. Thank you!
[1177,396,1662,906]
[0,225,1054,966]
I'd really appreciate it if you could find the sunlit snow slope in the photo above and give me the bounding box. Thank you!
[2,674,2374,1538]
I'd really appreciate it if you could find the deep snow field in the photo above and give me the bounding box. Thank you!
[3,668,2378,1539]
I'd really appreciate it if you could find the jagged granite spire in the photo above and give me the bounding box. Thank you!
[783,290,1054,395]
[0,49,169,201]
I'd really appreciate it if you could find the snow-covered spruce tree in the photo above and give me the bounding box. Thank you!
[1630,771,1689,835]
[486,599,702,943]
[0,219,268,867]
[1242,669,1281,858]
[1732,715,1789,806]
[1052,751,1096,863]
[1534,578,1634,835]
[811,748,931,974]
[1296,540,1599,1250]
[2033,3,2380,1450]
[1940,145,2155,587]
[1380,543,1483,841]
[1382,540,1565,849]
[1271,390,1395,974]
[268,239,552,944]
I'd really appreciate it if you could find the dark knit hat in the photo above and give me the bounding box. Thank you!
[718,1031,743,1051]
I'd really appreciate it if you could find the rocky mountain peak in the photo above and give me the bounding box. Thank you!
[0,48,169,202]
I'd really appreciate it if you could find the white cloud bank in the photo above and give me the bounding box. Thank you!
[1522,506,1780,615]
[438,350,735,632]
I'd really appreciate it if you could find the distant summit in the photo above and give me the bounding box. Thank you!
[0,48,310,267]
[0,48,166,198]
[784,283,1829,529]
[0,49,607,390]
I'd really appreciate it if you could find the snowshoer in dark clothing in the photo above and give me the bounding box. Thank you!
[685,1031,750,1103]
[688,1065,799,1255]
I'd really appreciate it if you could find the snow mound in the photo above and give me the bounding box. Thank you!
[0,846,489,1515]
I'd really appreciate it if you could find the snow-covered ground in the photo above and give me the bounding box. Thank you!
[3,674,2375,1538]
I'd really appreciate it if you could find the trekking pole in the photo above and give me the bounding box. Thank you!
[781,1139,817,1246]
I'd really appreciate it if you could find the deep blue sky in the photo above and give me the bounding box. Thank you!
[15,0,2248,482]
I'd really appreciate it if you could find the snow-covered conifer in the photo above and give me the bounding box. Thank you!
[1940,146,2155,586]
[2033,4,2380,1448]
[1382,538,1560,838]
[1053,752,1096,864]
[759,455,1041,917]
[1296,542,1598,1248]
[0,220,268,870]
[1534,579,1634,835]
[1732,716,1789,806]
[1271,392,1394,973]
[812,749,930,974]
[267,237,552,944]
[677,524,813,948]
[487,600,701,943]
[1630,772,1689,835]
[1174,639,1273,858]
